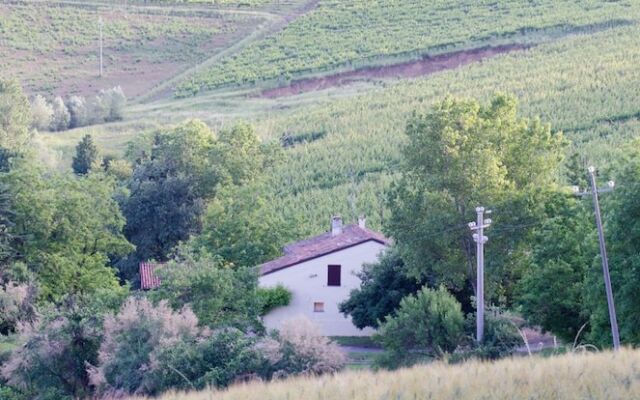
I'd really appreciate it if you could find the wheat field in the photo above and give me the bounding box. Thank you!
[131,349,640,400]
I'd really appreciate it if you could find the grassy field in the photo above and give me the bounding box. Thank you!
[0,1,266,98]
[41,18,640,235]
[175,0,639,95]
[128,349,640,399]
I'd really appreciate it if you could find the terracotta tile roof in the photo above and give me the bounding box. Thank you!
[259,224,390,276]
[140,262,161,290]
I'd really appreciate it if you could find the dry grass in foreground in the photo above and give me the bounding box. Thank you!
[132,348,640,400]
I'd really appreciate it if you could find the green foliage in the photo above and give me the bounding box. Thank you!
[72,134,98,175]
[146,328,265,393]
[89,297,200,396]
[258,316,346,378]
[119,120,219,281]
[257,285,291,316]
[339,249,421,329]
[456,311,522,361]
[587,150,640,347]
[517,192,594,343]
[0,79,31,151]
[149,250,262,329]
[191,180,295,269]
[0,282,36,335]
[178,0,636,94]
[374,286,465,369]
[386,95,565,309]
[2,161,132,302]
[1,297,107,399]
[0,384,24,400]
[49,97,70,132]
[121,120,280,282]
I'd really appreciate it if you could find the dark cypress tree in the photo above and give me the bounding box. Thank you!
[72,134,98,175]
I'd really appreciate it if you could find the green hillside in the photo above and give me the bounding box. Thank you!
[176,0,639,95]
[40,17,640,235]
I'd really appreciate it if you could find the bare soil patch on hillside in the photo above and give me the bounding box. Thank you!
[261,44,528,98]
[0,3,261,98]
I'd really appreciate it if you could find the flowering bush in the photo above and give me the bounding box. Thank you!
[258,316,345,378]
[88,297,199,396]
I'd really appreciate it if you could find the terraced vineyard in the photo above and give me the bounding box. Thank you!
[175,0,639,96]
[0,1,264,97]
[253,21,640,235]
[37,1,640,236]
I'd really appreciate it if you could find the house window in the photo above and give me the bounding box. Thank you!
[314,302,325,312]
[327,264,341,286]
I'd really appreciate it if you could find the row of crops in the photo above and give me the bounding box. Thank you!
[252,22,640,235]
[175,0,640,96]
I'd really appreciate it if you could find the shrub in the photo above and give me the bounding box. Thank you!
[29,95,52,131]
[145,328,265,393]
[1,298,104,399]
[257,285,292,316]
[0,384,25,400]
[373,286,465,369]
[149,252,262,330]
[257,316,345,378]
[49,96,70,131]
[453,311,523,361]
[105,159,133,180]
[67,95,88,128]
[88,297,200,396]
[105,86,126,121]
[0,281,36,335]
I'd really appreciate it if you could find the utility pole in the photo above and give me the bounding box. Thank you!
[585,166,620,350]
[468,207,492,343]
[99,16,103,77]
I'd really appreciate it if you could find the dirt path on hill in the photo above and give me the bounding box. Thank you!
[261,44,529,99]
[136,0,321,103]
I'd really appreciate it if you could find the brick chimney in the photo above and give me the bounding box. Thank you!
[331,216,343,236]
[358,215,366,229]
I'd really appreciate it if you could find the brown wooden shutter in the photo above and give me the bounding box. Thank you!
[327,264,341,286]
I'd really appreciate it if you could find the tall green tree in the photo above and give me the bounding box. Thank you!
[119,120,219,281]
[190,180,294,268]
[0,79,31,151]
[387,95,565,309]
[119,120,278,282]
[72,134,99,175]
[339,249,422,329]
[517,192,595,343]
[2,161,132,301]
[586,151,640,346]
[148,249,262,330]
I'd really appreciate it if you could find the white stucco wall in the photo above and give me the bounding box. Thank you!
[259,240,386,336]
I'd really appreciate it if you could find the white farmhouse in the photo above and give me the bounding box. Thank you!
[259,216,389,336]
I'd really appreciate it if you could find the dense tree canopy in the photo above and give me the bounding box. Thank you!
[517,192,594,343]
[149,249,262,329]
[119,119,281,282]
[588,151,640,346]
[339,249,422,329]
[386,95,565,309]
[2,161,132,302]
